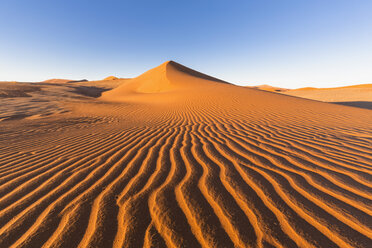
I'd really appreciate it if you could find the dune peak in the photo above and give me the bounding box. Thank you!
[100,61,228,101]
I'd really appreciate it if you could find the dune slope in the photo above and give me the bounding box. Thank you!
[283,84,372,110]
[0,62,371,248]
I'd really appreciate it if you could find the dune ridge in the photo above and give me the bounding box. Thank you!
[252,83,372,110]
[104,76,120,81]
[0,62,371,247]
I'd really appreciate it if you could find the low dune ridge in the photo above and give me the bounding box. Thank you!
[284,84,372,110]
[296,84,372,90]
[0,62,371,248]
[250,84,288,92]
[251,84,372,110]
[43,79,89,84]
[104,76,120,81]
[43,79,74,84]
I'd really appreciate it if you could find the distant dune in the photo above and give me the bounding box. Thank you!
[0,62,371,247]
[284,84,372,110]
[43,79,88,84]
[250,84,288,92]
[252,84,372,110]
[42,79,74,84]
[104,76,120,80]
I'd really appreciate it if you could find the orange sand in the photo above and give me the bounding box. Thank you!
[250,84,288,92]
[253,84,372,110]
[283,84,372,110]
[104,76,120,81]
[0,62,371,248]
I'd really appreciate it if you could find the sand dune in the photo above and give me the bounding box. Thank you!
[283,84,372,110]
[104,76,120,81]
[250,84,288,92]
[252,84,372,110]
[0,61,371,248]
[43,79,75,84]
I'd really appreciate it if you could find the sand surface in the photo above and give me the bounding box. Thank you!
[0,61,371,248]
[283,84,372,110]
[252,84,372,110]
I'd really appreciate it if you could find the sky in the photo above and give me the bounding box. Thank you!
[0,0,371,88]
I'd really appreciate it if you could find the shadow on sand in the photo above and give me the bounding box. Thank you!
[332,101,372,110]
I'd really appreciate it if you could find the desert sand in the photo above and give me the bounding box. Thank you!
[283,85,372,110]
[0,61,371,248]
[104,76,120,81]
[250,85,288,93]
[252,84,372,110]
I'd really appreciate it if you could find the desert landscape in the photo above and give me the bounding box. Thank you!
[0,61,371,248]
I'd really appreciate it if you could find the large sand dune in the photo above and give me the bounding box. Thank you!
[0,61,371,248]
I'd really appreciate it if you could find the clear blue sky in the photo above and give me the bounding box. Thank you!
[0,0,371,88]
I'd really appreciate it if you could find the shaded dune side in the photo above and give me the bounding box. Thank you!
[167,61,229,84]
[0,63,372,248]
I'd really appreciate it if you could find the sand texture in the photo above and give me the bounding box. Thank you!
[283,84,372,110]
[252,84,372,110]
[0,61,371,248]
